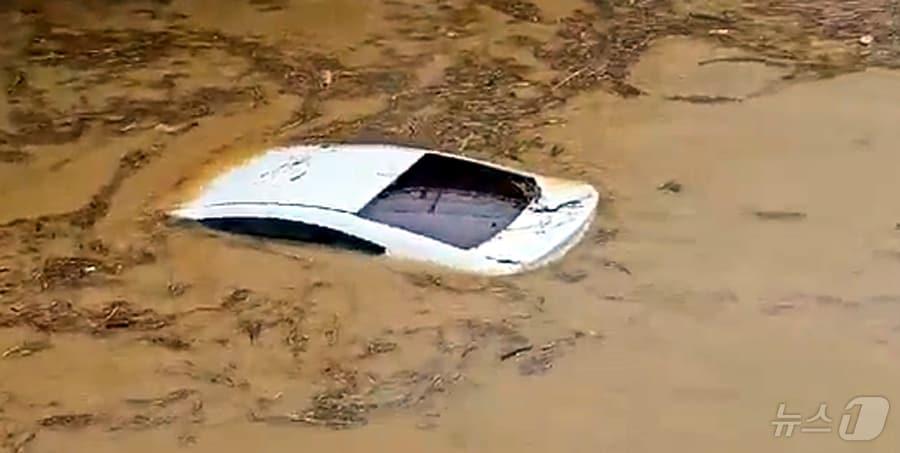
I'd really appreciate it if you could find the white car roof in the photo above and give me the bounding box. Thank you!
[182,144,425,213]
[173,143,599,275]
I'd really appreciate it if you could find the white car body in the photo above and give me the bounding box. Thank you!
[171,144,598,275]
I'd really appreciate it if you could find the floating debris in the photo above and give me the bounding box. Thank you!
[499,345,533,361]
[153,121,198,134]
[38,413,96,430]
[0,150,31,163]
[142,334,192,350]
[754,210,807,221]
[34,257,113,289]
[479,0,543,22]
[362,339,398,357]
[665,95,743,104]
[0,300,172,333]
[252,389,371,429]
[125,389,197,408]
[1,340,52,359]
[554,270,588,283]
[166,281,190,298]
[657,180,683,193]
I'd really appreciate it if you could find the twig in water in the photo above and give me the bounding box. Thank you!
[500,345,533,361]
[553,67,595,90]
[665,94,742,104]
[698,56,791,68]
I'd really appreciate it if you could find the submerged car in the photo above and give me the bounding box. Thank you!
[171,144,599,275]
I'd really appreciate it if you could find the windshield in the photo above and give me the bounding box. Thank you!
[357,153,539,249]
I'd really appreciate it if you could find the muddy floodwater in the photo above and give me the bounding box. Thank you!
[1,0,900,452]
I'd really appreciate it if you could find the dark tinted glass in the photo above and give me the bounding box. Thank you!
[198,217,385,255]
[357,153,539,249]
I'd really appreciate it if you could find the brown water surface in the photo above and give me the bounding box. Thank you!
[1,1,899,452]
